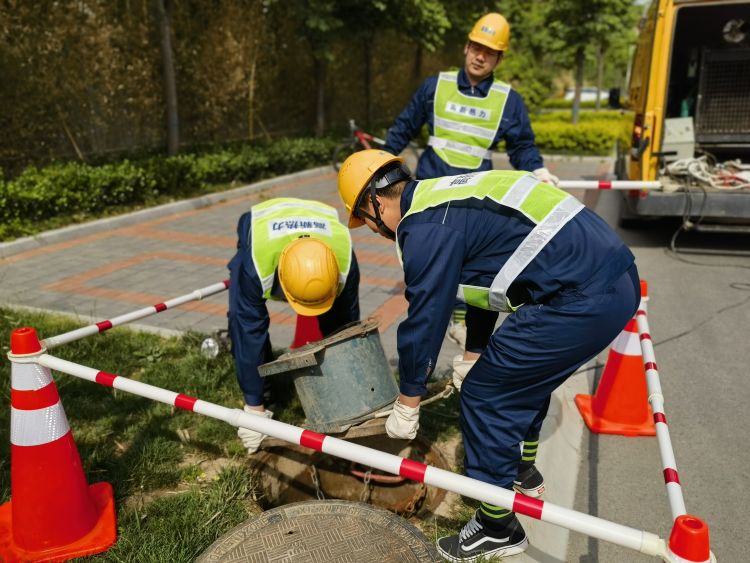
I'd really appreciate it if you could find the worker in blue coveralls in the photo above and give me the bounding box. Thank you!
[383,12,559,388]
[337,150,639,562]
[227,197,360,454]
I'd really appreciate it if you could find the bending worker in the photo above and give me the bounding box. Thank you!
[338,150,639,562]
[383,12,556,356]
[227,197,360,454]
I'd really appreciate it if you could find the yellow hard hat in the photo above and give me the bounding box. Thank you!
[278,237,340,316]
[468,13,510,52]
[337,149,405,228]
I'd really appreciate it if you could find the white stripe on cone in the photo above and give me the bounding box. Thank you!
[11,362,53,391]
[611,324,641,356]
[667,552,712,563]
[11,402,70,446]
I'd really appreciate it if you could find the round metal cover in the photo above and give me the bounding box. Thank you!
[197,500,440,563]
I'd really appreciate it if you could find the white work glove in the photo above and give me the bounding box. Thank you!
[532,167,560,186]
[385,399,420,440]
[452,354,477,392]
[238,406,274,454]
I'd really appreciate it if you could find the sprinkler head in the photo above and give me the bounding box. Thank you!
[200,337,220,359]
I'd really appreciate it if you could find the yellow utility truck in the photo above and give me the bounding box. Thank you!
[617,0,750,229]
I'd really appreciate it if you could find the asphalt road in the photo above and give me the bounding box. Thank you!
[565,190,750,563]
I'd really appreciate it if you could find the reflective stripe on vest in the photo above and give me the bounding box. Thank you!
[399,171,584,312]
[431,71,509,169]
[249,198,352,299]
[428,136,493,160]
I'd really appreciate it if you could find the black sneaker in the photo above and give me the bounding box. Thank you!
[513,464,545,498]
[436,511,529,562]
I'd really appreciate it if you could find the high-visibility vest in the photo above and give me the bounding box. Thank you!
[399,171,584,312]
[429,71,510,169]
[249,198,352,300]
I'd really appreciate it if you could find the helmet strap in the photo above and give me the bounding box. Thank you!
[356,163,410,241]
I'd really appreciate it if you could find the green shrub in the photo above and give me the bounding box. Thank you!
[265,137,338,175]
[230,146,270,182]
[0,137,336,242]
[529,113,633,155]
[141,154,201,197]
[535,110,630,123]
[541,98,600,110]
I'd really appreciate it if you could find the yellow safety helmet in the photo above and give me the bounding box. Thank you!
[468,13,510,52]
[337,149,406,228]
[278,237,340,316]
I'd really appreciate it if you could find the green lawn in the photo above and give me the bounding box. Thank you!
[0,307,500,561]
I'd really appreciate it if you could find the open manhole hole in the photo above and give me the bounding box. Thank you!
[249,433,449,518]
[197,500,441,562]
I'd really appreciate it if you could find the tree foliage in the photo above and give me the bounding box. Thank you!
[548,0,639,121]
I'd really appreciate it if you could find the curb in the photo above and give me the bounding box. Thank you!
[0,166,332,259]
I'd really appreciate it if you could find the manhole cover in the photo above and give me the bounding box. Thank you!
[197,500,441,562]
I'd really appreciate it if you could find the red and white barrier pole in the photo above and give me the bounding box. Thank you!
[634,296,687,520]
[26,351,674,560]
[635,295,715,563]
[42,280,230,349]
[558,180,661,190]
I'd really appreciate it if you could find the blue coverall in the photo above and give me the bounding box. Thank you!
[383,68,544,180]
[395,180,640,489]
[227,211,361,406]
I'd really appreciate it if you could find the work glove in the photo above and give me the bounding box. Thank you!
[452,354,477,392]
[237,405,274,454]
[385,399,420,440]
[532,167,560,187]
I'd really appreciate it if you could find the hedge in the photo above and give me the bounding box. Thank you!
[0,137,337,241]
[532,112,633,156]
[535,110,631,123]
[541,98,603,110]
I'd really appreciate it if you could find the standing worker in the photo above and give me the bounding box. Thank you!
[383,12,557,184]
[383,12,557,355]
[228,197,360,453]
[337,150,639,562]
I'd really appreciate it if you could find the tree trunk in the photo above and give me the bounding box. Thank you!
[572,46,585,125]
[155,0,179,155]
[313,57,327,137]
[363,37,373,129]
[248,55,257,139]
[595,42,604,111]
[413,44,423,84]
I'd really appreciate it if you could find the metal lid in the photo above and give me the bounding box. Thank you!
[196,500,441,562]
[259,318,381,377]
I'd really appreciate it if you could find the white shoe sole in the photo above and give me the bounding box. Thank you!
[513,482,545,498]
[437,536,529,562]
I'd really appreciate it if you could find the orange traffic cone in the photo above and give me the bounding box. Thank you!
[290,314,324,349]
[575,280,655,436]
[0,327,117,562]
[668,515,712,562]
